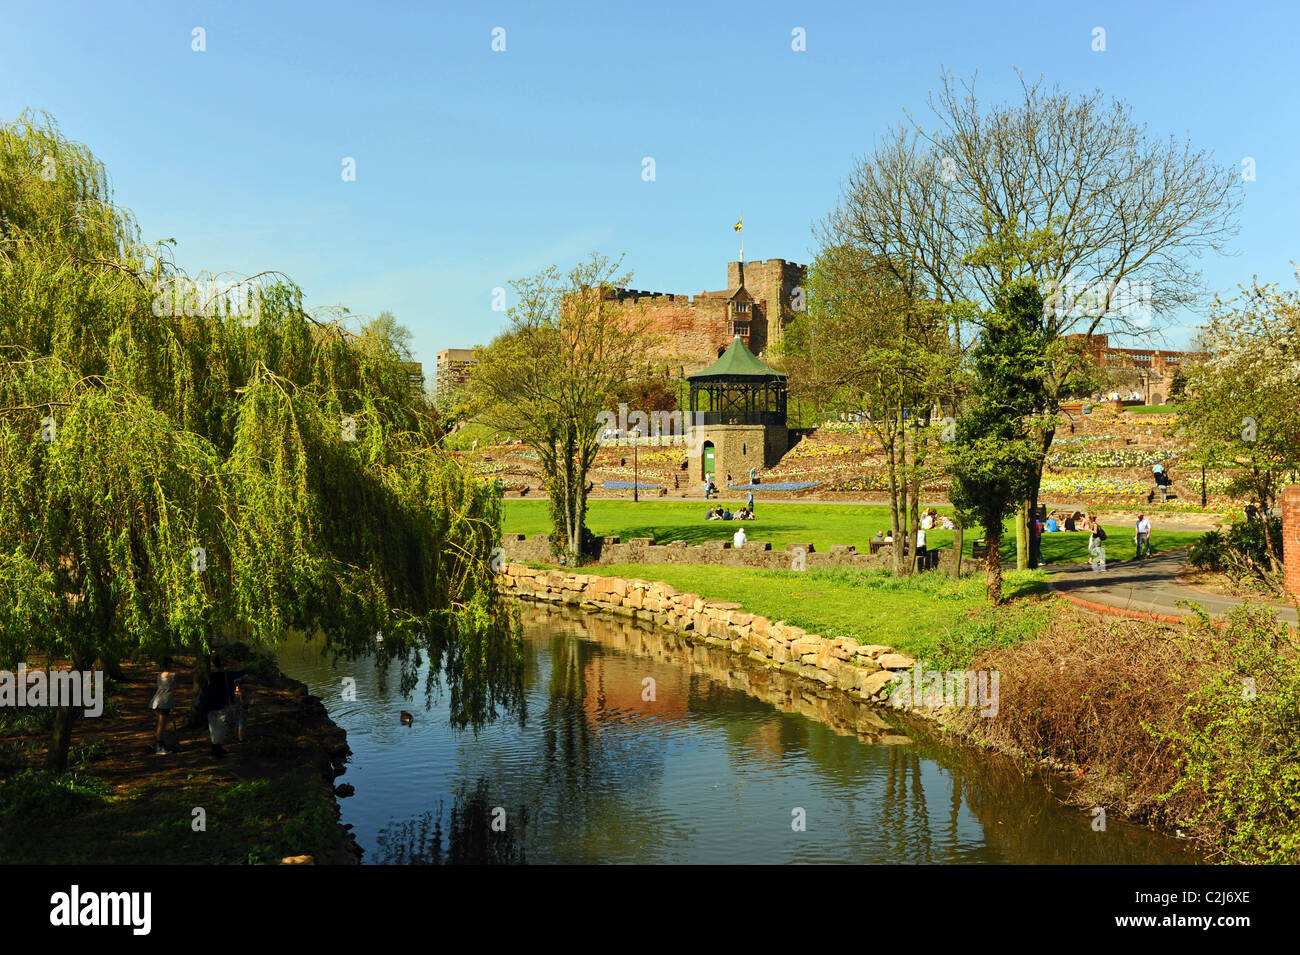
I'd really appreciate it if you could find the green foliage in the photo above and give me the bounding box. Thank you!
[0,768,110,822]
[1157,605,1300,863]
[948,279,1054,595]
[0,112,524,760]
[1187,531,1227,572]
[1190,519,1285,588]
[468,253,651,559]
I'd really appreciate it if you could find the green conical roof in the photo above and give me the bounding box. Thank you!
[688,336,786,379]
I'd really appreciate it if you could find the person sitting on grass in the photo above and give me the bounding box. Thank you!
[722,508,733,521]
[706,506,721,520]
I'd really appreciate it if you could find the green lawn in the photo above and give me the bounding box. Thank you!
[576,563,1057,667]
[503,499,1202,565]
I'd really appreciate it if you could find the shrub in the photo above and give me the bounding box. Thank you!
[1155,604,1300,864]
[1188,530,1227,571]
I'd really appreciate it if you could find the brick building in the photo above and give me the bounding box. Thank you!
[1067,333,1196,404]
[601,258,807,373]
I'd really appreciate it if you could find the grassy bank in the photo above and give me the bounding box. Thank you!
[503,499,1204,564]
[576,562,1058,667]
[0,649,353,864]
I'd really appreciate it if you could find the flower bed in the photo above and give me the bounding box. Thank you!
[728,481,822,491]
[603,481,662,490]
[785,442,867,459]
[1038,475,1147,496]
[1048,448,1181,469]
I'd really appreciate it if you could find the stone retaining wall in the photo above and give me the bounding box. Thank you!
[501,563,916,703]
[503,533,983,575]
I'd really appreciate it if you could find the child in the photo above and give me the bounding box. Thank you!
[233,677,250,744]
[149,656,176,755]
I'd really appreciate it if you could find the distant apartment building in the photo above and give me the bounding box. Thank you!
[435,348,477,393]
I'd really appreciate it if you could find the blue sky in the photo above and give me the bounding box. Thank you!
[3,0,1298,373]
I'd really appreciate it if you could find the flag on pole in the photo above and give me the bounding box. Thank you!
[733,217,743,232]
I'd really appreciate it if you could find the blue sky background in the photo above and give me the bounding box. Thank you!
[3,0,1297,377]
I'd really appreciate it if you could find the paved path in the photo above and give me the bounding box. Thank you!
[1047,549,1298,625]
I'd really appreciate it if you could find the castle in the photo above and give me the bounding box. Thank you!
[602,258,807,373]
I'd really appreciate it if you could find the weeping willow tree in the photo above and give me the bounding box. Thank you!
[0,111,522,771]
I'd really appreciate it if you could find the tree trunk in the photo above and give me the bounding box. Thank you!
[46,653,94,772]
[45,704,77,773]
[885,431,902,576]
[1015,502,1029,571]
[1026,426,1053,570]
[950,523,964,579]
[985,528,1004,605]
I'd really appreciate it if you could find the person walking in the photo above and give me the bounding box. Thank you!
[703,477,711,500]
[1135,514,1152,559]
[1088,523,1108,572]
[148,656,177,755]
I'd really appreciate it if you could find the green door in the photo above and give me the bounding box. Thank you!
[703,442,715,481]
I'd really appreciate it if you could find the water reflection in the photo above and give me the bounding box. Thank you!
[275,603,1198,864]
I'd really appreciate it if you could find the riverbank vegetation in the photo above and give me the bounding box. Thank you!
[947,602,1300,864]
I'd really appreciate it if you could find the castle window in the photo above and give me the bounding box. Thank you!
[731,321,749,337]
[734,302,749,313]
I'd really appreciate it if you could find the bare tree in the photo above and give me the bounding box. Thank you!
[469,254,654,560]
[820,71,1241,566]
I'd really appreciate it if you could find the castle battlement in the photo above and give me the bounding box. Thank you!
[590,258,808,370]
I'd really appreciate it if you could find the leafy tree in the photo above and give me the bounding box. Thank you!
[0,112,521,770]
[948,279,1052,603]
[777,246,962,574]
[826,72,1241,567]
[468,254,651,560]
[1179,272,1300,587]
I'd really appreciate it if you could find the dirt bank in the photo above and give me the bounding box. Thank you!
[0,648,361,865]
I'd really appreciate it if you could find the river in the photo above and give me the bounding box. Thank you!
[275,602,1198,864]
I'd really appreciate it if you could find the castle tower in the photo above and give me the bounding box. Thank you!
[725,259,806,355]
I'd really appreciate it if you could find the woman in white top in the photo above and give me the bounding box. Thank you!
[150,656,177,755]
[1087,525,1107,572]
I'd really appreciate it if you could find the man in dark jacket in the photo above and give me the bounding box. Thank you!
[196,653,244,759]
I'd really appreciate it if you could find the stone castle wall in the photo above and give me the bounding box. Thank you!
[603,259,807,371]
